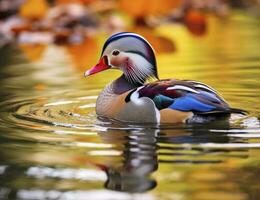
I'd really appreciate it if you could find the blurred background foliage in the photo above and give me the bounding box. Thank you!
[1,0,260,68]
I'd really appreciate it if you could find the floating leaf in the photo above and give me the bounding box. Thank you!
[184,11,207,36]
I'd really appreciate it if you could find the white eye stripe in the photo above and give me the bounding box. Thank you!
[166,85,199,94]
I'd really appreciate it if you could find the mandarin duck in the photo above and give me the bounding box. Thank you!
[84,32,245,123]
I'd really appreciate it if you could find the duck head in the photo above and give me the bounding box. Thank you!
[84,32,158,85]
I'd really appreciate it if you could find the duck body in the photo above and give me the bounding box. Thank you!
[95,75,242,124]
[84,32,245,124]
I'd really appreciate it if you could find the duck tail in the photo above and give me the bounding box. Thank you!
[229,108,248,115]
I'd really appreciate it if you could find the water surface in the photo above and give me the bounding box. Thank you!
[0,14,260,200]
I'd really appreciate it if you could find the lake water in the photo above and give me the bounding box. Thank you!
[0,14,260,200]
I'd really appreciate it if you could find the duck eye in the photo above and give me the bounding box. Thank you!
[112,50,120,56]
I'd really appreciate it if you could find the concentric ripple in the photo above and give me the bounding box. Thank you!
[5,95,100,131]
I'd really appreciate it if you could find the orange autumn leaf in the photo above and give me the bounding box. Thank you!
[56,0,95,4]
[20,0,49,20]
[118,0,182,18]
[184,11,207,36]
[11,23,32,35]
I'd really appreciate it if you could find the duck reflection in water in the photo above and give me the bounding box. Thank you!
[96,119,247,193]
[99,128,158,193]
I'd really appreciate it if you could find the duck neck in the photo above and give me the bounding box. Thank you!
[111,74,143,95]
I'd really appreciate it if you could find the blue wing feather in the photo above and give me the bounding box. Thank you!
[169,94,216,112]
